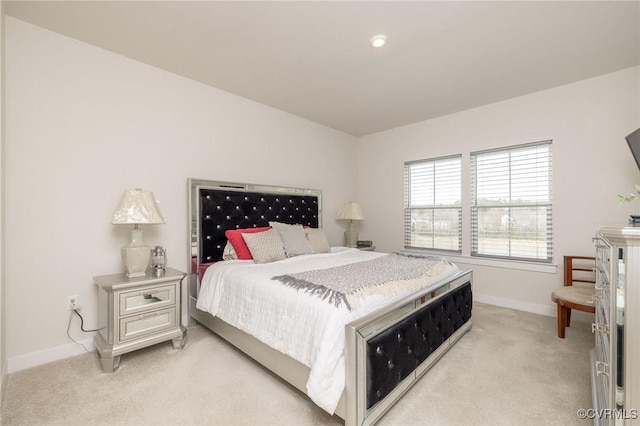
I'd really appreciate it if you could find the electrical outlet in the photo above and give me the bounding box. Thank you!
[67,295,80,311]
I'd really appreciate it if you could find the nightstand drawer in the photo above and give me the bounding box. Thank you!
[119,284,176,316]
[119,307,177,342]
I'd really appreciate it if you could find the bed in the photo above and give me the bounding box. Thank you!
[187,178,473,425]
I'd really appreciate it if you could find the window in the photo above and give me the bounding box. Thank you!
[471,141,552,262]
[404,155,462,252]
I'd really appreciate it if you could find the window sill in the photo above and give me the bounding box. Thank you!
[402,249,558,274]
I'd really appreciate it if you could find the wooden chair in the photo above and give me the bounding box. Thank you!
[551,255,596,338]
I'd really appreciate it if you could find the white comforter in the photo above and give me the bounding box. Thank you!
[195,247,458,414]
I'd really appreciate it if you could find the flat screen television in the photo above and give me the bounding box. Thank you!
[626,128,640,170]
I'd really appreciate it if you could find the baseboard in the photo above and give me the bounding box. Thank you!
[6,294,589,374]
[1,357,7,402]
[474,293,556,317]
[475,293,593,323]
[7,337,95,374]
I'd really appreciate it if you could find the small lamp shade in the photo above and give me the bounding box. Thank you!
[112,189,165,225]
[336,202,365,221]
[337,202,364,247]
[112,189,165,278]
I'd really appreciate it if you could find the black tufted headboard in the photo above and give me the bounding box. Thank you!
[198,187,320,264]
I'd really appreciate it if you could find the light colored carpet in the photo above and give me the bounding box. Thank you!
[1,303,593,425]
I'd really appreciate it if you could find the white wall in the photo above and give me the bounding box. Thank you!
[4,15,640,372]
[0,2,7,396]
[3,17,358,370]
[356,66,640,316]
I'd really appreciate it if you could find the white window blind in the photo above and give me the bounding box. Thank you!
[471,141,552,262]
[404,155,462,252]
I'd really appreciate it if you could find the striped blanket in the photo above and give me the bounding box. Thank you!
[272,252,456,310]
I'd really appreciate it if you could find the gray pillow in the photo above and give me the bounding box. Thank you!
[304,228,331,253]
[269,221,313,257]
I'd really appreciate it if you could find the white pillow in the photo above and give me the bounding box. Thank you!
[269,221,312,257]
[304,228,331,253]
[222,241,238,260]
[241,228,287,264]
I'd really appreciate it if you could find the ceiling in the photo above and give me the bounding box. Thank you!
[4,1,640,136]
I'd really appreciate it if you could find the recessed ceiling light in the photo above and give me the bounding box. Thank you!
[370,35,387,48]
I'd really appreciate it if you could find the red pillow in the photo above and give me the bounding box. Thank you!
[225,227,271,260]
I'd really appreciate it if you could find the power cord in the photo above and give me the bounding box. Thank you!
[72,309,100,332]
[66,309,100,354]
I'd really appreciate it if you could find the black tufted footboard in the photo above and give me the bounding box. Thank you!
[366,281,472,408]
[345,271,472,426]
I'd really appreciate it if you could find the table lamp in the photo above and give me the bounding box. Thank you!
[337,201,365,247]
[112,189,165,278]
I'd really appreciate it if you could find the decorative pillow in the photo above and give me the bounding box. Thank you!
[304,228,331,253]
[222,241,238,260]
[225,227,271,260]
[269,221,312,257]
[242,228,287,264]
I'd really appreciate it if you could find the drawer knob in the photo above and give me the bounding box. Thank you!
[139,312,161,320]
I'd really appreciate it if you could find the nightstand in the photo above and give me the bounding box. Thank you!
[93,267,187,372]
[357,246,376,251]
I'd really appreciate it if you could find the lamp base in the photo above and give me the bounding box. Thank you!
[121,229,150,278]
[344,221,359,248]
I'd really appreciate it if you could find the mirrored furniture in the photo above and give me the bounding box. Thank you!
[94,267,187,372]
[186,178,473,425]
[592,226,640,425]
